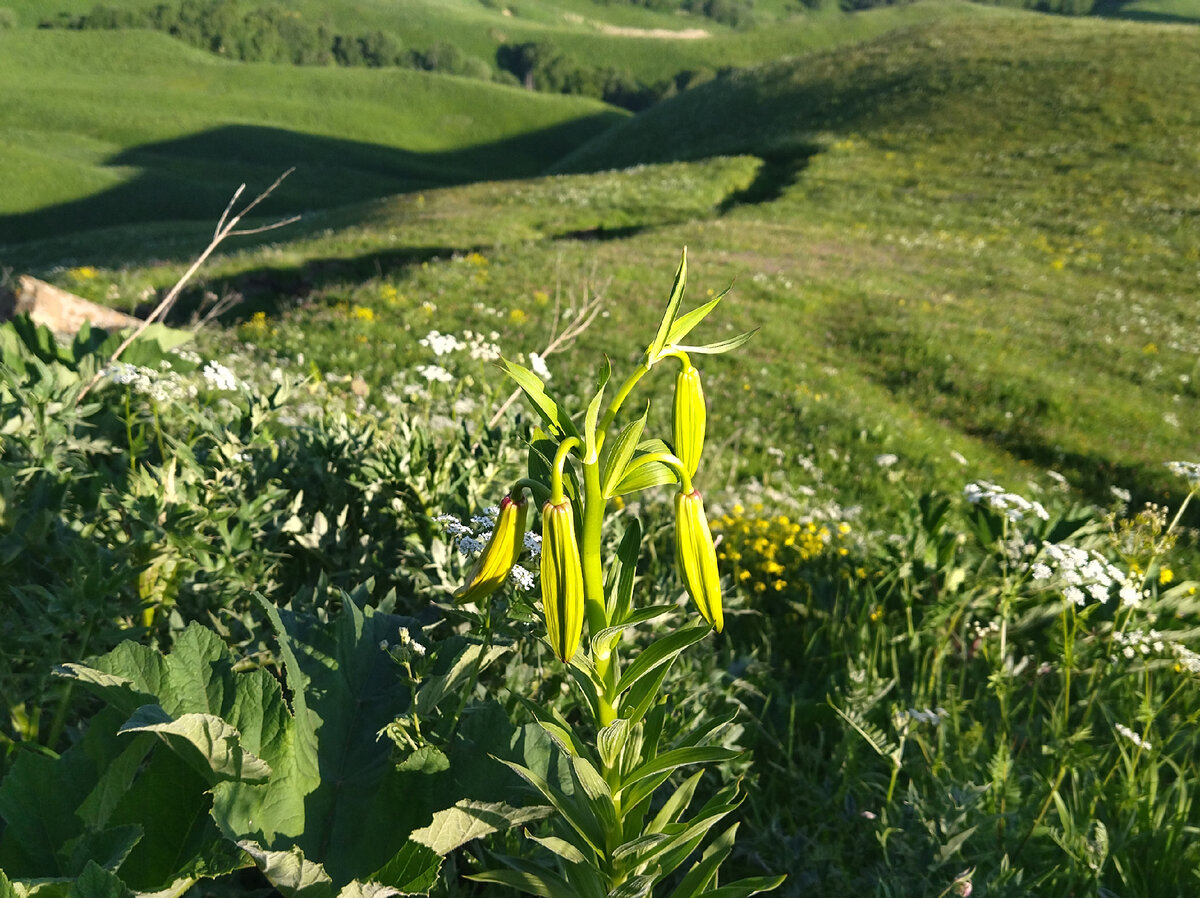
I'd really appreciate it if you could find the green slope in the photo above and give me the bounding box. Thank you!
[0,28,625,244]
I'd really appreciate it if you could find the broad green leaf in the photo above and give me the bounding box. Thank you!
[236,842,334,898]
[69,862,134,898]
[500,358,580,441]
[583,358,610,463]
[673,330,758,356]
[614,625,712,698]
[599,406,648,499]
[119,708,271,784]
[648,249,688,364]
[410,802,552,856]
[369,841,441,895]
[664,285,732,347]
[652,782,743,878]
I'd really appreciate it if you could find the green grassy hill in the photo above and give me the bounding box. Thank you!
[5,8,1199,511]
[0,28,623,245]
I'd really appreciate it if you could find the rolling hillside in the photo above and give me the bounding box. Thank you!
[0,28,624,245]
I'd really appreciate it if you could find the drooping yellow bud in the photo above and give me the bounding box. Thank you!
[454,495,527,603]
[540,498,586,663]
[674,488,723,632]
[672,364,706,479]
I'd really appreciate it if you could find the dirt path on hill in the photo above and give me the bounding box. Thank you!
[596,24,710,38]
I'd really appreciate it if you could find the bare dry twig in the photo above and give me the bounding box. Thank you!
[77,169,299,402]
[486,274,609,429]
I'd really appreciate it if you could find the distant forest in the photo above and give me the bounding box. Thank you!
[35,0,1103,114]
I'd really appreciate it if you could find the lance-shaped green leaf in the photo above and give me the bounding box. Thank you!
[495,759,606,856]
[600,405,649,499]
[614,624,712,698]
[666,823,739,898]
[500,358,580,441]
[613,441,678,496]
[694,875,787,897]
[647,771,705,836]
[672,329,758,356]
[468,855,577,898]
[608,874,658,898]
[583,357,610,463]
[617,747,740,802]
[652,782,744,879]
[664,283,732,347]
[604,520,643,623]
[591,605,675,659]
[648,249,688,365]
[596,718,634,772]
[523,831,587,866]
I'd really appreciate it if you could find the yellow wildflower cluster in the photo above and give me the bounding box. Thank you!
[238,311,274,340]
[352,305,375,323]
[712,507,854,595]
[68,266,99,281]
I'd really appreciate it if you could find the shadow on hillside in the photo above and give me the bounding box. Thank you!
[719,148,819,214]
[1094,2,1200,24]
[0,116,623,258]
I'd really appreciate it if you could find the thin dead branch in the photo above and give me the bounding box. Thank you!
[77,170,298,402]
[487,275,609,429]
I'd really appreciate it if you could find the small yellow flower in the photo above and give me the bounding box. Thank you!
[352,306,375,322]
[509,308,528,325]
[1159,568,1175,585]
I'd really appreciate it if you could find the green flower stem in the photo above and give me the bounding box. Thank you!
[513,478,550,506]
[582,459,617,726]
[550,437,581,505]
[598,363,650,435]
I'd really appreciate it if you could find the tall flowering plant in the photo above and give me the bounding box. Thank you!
[451,251,784,897]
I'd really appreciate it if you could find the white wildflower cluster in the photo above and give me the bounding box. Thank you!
[1112,628,1167,661]
[969,619,1001,642]
[464,330,502,361]
[434,507,537,590]
[419,330,465,356]
[1036,542,1139,607]
[964,481,1049,522]
[529,352,552,381]
[1114,723,1152,751]
[202,360,242,392]
[1173,644,1200,674]
[898,707,950,727]
[396,626,427,657]
[1165,461,1200,487]
[415,364,453,383]
[419,329,502,362]
[874,453,899,468]
[103,361,198,403]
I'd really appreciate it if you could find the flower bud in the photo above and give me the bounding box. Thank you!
[540,498,585,663]
[674,488,723,632]
[453,495,527,603]
[673,364,706,479]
